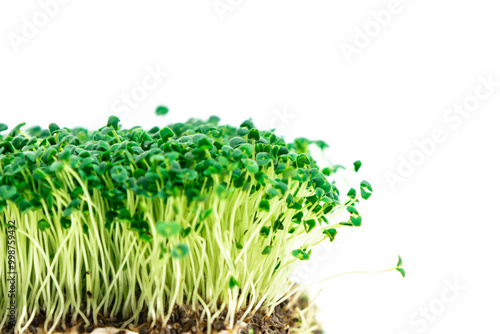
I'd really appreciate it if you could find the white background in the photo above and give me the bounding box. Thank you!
[1,1,499,333]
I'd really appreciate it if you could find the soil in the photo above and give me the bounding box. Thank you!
[2,295,322,334]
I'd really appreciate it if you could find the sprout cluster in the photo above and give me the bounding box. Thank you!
[0,116,375,333]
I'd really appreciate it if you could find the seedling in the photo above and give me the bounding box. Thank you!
[0,115,403,333]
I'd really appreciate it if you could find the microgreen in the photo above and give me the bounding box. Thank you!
[156,105,169,116]
[353,160,362,172]
[0,114,400,333]
[396,255,406,278]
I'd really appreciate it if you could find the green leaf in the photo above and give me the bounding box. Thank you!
[160,127,175,141]
[140,232,152,242]
[18,199,33,213]
[79,157,94,169]
[239,143,253,156]
[312,177,325,188]
[259,200,270,212]
[350,215,362,227]
[236,128,249,136]
[181,227,191,238]
[313,140,329,150]
[396,267,406,278]
[260,226,270,238]
[242,158,259,173]
[63,207,73,217]
[157,221,182,238]
[229,276,240,289]
[107,116,120,130]
[118,208,132,221]
[347,205,359,215]
[262,245,273,255]
[397,255,403,268]
[240,119,254,129]
[248,128,260,141]
[0,123,7,132]
[60,217,72,229]
[97,140,110,151]
[38,219,51,232]
[8,122,26,137]
[297,154,311,167]
[172,244,189,259]
[266,188,279,199]
[105,210,118,223]
[360,180,373,200]
[199,209,213,222]
[0,185,16,200]
[42,148,57,163]
[323,228,337,241]
[101,127,113,136]
[156,105,169,116]
[256,152,272,166]
[49,161,64,173]
[277,146,289,156]
[12,135,28,150]
[110,165,128,183]
[304,219,316,233]
[197,136,213,150]
[275,182,288,195]
[48,123,60,135]
[291,212,303,223]
[353,160,362,172]
[273,260,281,275]
[145,172,160,182]
[229,137,246,148]
[291,249,310,261]
[59,150,71,161]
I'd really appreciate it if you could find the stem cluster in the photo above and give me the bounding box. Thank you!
[0,116,388,333]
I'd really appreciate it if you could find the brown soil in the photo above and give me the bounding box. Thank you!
[2,295,322,334]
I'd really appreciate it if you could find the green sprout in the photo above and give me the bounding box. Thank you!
[0,115,403,333]
[156,105,169,116]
